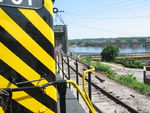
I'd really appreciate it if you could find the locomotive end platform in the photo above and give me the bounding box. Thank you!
[57,88,86,113]
[57,77,86,113]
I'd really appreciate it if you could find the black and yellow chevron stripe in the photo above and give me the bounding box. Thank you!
[0,0,57,113]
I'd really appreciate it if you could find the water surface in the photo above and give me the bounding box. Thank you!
[69,46,150,55]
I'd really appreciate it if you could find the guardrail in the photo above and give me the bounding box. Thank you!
[56,50,139,113]
[56,50,101,113]
[57,51,93,100]
[0,80,96,113]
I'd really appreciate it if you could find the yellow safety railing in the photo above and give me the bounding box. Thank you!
[0,79,96,113]
[82,66,96,113]
[67,80,96,113]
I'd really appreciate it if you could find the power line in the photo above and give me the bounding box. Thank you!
[63,5,150,20]
[66,0,150,16]
[66,21,139,36]
[96,3,150,16]
[67,0,147,14]
[68,0,131,12]
[66,5,150,17]
[79,14,150,20]
[64,11,150,20]
[89,0,148,13]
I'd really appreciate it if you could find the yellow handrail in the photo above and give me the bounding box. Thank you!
[67,80,96,113]
[82,66,96,113]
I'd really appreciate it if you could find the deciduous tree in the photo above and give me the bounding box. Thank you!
[101,45,119,62]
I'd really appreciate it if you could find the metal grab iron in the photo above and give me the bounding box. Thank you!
[82,66,96,113]
[0,80,96,113]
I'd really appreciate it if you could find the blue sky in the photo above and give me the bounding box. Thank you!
[54,0,150,39]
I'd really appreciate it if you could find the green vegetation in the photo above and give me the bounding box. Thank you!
[108,74,150,94]
[85,56,92,65]
[69,38,112,43]
[69,37,150,46]
[115,37,150,43]
[101,45,120,62]
[93,62,116,75]
[82,56,150,94]
[69,38,103,46]
[114,58,150,68]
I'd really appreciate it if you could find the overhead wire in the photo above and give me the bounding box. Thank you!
[54,1,150,38]
[53,11,150,37]
[66,21,139,36]
[63,11,150,20]
[66,6,150,17]
[89,0,148,13]
[66,0,150,17]
[97,3,150,16]
[68,0,131,12]
[63,3,150,20]
[63,12,150,20]
[67,0,146,14]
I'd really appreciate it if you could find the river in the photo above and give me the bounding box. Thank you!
[69,46,150,55]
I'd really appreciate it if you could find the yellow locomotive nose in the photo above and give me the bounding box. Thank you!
[0,0,57,113]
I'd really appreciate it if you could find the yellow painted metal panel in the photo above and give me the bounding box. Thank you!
[0,9,56,75]
[44,0,53,16]
[0,43,57,101]
[0,107,4,113]
[19,9,54,46]
[0,76,54,113]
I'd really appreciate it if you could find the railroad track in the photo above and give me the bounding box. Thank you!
[92,76,139,113]
[57,55,140,113]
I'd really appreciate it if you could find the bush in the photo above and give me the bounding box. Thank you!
[92,62,116,75]
[101,45,120,62]
[114,58,148,69]
[85,56,92,65]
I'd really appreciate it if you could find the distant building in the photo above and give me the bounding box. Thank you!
[132,39,138,43]
[132,44,142,48]
[120,40,126,43]
[146,39,150,42]
[110,40,116,43]
[120,44,129,48]
[54,25,68,53]
[100,40,107,43]
[145,39,150,47]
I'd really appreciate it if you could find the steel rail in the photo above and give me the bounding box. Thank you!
[93,104,103,113]
[90,81,139,113]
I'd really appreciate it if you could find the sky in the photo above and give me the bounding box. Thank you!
[54,0,150,40]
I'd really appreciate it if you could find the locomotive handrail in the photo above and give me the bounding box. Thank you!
[2,80,66,92]
[1,80,96,113]
[13,78,45,85]
[67,80,96,113]
[57,50,97,112]
[57,50,140,113]
[82,66,96,113]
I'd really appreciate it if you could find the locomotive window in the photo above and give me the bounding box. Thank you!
[0,0,43,9]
